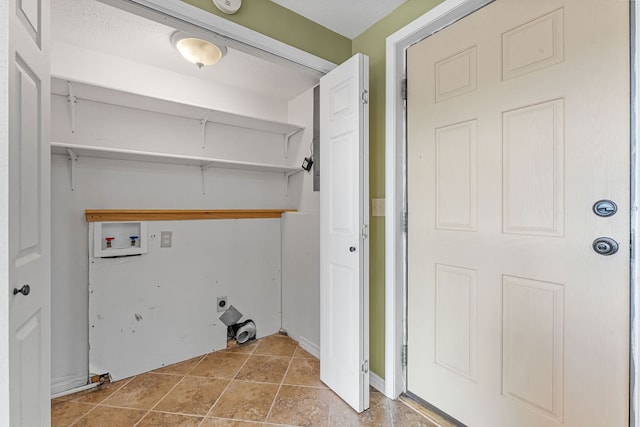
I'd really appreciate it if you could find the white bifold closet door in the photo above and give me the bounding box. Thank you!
[320,53,370,413]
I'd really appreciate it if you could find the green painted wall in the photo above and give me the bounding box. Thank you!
[184,0,445,381]
[181,0,351,64]
[353,0,444,378]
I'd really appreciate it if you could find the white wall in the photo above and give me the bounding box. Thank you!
[51,154,291,392]
[281,213,320,356]
[50,94,294,165]
[52,40,289,123]
[50,72,320,394]
[89,218,281,381]
[287,86,319,213]
[280,87,321,355]
[50,91,298,392]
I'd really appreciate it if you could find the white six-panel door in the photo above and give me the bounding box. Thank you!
[1,0,51,424]
[320,53,370,413]
[407,0,629,425]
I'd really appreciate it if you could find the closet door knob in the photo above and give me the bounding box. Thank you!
[349,246,356,252]
[13,284,31,296]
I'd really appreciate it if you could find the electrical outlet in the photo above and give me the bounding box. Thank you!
[217,296,228,312]
[160,231,172,248]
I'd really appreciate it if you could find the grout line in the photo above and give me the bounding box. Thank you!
[197,347,255,427]
[132,373,189,426]
[68,374,141,426]
[264,349,295,423]
[67,403,99,427]
[69,375,135,406]
[59,335,307,427]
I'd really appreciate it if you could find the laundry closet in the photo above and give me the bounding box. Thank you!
[50,0,323,394]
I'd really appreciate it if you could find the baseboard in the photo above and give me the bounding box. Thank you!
[370,371,385,393]
[296,335,320,359]
[51,374,88,395]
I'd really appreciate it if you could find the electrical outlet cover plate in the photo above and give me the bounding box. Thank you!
[217,296,228,312]
[160,231,172,248]
[212,0,241,14]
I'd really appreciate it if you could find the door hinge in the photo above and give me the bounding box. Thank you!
[361,360,369,374]
[361,224,369,240]
[401,79,407,101]
[361,89,369,105]
[402,211,408,233]
[631,231,635,260]
[401,345,408,367]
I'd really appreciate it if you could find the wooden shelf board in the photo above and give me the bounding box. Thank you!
[85,209,297,222]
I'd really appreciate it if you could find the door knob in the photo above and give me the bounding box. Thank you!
[13,284,30,296]
[592,237,619,256]
[349,246,356,252]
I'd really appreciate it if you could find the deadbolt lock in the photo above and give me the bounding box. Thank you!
[593,200,617,217]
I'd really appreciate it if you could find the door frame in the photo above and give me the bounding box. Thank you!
[384,2,640,426]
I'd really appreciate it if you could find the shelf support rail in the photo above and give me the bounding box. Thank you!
[283,128,304,159]
[66,148,78,191]
[201,112,212,150]
[284,169,304,198]
[200,166,208,195]
[67,81,77,133]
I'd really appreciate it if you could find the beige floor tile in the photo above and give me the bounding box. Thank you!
[190,351,250,379]
[202,418,266,426]
[235,355,291,383]
[328,390,393,427]
[293,347,315,359]
[226,340,259,354]
[152,355,205,375]
[101,373,181,410]
[51,400,95,427]
[154,376,229,416]
[52,334,439,427]
[267,384,336,427]
[283,357,325,388]
[68,379,132,405]
[209,380,278,422]
[136,411,203,426]
[253,335,297,357]
[72,406,146,427]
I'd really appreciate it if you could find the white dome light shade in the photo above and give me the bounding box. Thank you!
[171,32,227,68]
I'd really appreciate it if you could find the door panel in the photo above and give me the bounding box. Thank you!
[407,0,629,426]
[2,0,51,424]
[320,53,369,413]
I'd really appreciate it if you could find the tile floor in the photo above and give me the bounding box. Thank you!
[52,334,444,427]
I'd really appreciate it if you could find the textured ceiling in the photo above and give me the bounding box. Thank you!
[51,0,319,102]
[270,0,408,39]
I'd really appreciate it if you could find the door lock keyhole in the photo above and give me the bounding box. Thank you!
[592,237,619,256]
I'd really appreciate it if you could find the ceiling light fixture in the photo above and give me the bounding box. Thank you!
[171,31,227,69]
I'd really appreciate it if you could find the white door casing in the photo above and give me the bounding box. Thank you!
[1,0,51,424]
[407,0,629,426]
[320,53,370,413]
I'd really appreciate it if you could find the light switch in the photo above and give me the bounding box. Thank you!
[372,198,385,217]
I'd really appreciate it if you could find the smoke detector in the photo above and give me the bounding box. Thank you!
[212,0,241,14]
